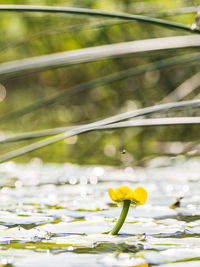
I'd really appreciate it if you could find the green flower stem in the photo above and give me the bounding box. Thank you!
[110,200,130,235]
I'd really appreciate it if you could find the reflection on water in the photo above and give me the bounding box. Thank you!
[0,157,200,266]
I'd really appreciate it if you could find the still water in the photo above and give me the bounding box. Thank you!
[0,156,200,266]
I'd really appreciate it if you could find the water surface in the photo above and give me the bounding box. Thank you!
[0,157,200,266]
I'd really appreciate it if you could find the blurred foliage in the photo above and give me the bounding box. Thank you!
[0,0,200,165]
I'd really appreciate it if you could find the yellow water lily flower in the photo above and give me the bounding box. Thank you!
[109,186,147,205]
[108,185,148,235]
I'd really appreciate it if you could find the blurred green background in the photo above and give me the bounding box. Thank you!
[0,0,200,165]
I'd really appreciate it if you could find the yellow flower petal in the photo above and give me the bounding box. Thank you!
[132,186,148,205]
[115,186,134,200]
[109,188,117,202]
